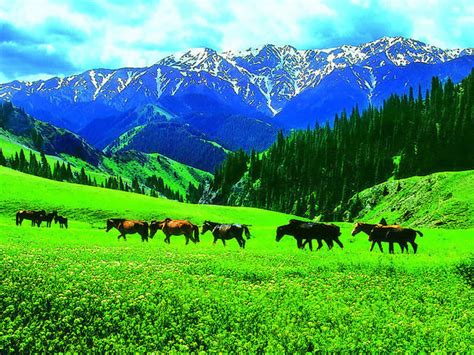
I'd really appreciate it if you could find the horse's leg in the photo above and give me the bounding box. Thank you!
[222,239,226,247]
[334,238,344,249]
[389,242,394,254]
[316,239,323,250]
[308,240,313,251]
[325,239,334,250]
[410,241,418,254]
[378,241,384,252]
[185,235,190,245]
[213,236,218,244]
[370,241,378,252]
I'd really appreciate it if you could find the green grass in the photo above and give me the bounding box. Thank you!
[0,132,211,198]
[349,170,474,228]
[0,167,473,352]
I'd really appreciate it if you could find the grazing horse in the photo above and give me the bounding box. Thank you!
[370,226,423,254]
[54,215,68,229]
[201,220,251,248]
[16,210,45,227]
[39,211,58,228]
[351,222,410,253]
[106,218,149,242]
[276,221,343,251]
[149,218,199,245]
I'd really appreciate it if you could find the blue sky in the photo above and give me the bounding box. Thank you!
[0,0,473,83]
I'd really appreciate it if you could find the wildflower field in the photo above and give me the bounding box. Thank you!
[0,167,473,352]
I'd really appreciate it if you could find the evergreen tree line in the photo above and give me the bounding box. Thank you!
[213,70,474,220]
[0,148,201,203]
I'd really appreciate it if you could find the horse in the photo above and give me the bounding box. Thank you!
[201,220,251,248]
[16,210,45,227]
[39,211,58,228]
[54,215,68,229]
[106,218,149,242]
[370,225,423,254]
[351,222,409,253]
[276,221,343,251]
[289,219,344,250]
[149,218,199,245]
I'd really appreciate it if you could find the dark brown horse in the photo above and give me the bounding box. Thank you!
[149,218,199,245]
[54,215,68,229]
[370,225,423,254]
[39,211,58,227]
[351,222,418,253]
[276,220,343,251]
[106,218,149,242]
[201,220,251,248]
[16,210,45,227]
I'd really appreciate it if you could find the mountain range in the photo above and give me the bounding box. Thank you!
[1,36,473,171]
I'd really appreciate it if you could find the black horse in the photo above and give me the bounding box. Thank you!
[369,225,423,254]
[276,220,343,251]
[16,210,45,227]
[201,220,251,248]
[54,215,68,229]
[39,211,58,228]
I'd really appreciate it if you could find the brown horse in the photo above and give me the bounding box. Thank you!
[201,220,251,248]
[149,218,199,245]
[54,215,68,229]
[370,225,423,254]
[16,210,45,227]
[106,218,149,242]
[351,222,410,253]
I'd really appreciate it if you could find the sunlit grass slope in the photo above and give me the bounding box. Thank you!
[0,166,473,352]
[349,169,474,228]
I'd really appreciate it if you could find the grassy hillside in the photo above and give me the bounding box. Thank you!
[0,166,473,352]
[0,132,210,199]
[343,170,474,228]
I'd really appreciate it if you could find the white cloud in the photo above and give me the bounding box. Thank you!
[0,0,472,82]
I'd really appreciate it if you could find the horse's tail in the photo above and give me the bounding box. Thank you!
[193,224,200,242]
[16,212,20,226]
[415,230,423,237]
[243,225,251,239]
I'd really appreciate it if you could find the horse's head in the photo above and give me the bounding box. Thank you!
[106,219,117,232]
[351,222,363,236]
[149,221,159,238]
[201,221,215,234]
[276,225,288,242]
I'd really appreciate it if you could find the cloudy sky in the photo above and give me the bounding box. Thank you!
[0,0,473,83]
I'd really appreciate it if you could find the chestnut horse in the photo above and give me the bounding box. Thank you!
[149,218,199,245]
[201,220,251,248]
[16,210,45,227]
[106,218,149,242]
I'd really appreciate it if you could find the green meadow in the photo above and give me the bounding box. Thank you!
[0,167,473,352]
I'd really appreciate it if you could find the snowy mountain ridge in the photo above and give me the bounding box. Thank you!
[0,36,473,130]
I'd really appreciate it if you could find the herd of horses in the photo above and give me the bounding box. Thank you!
[104,216,423,254]
[15,209,423,253]
[15,210,68,228]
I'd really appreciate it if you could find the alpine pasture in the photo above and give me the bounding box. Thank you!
[0,166,472,352]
